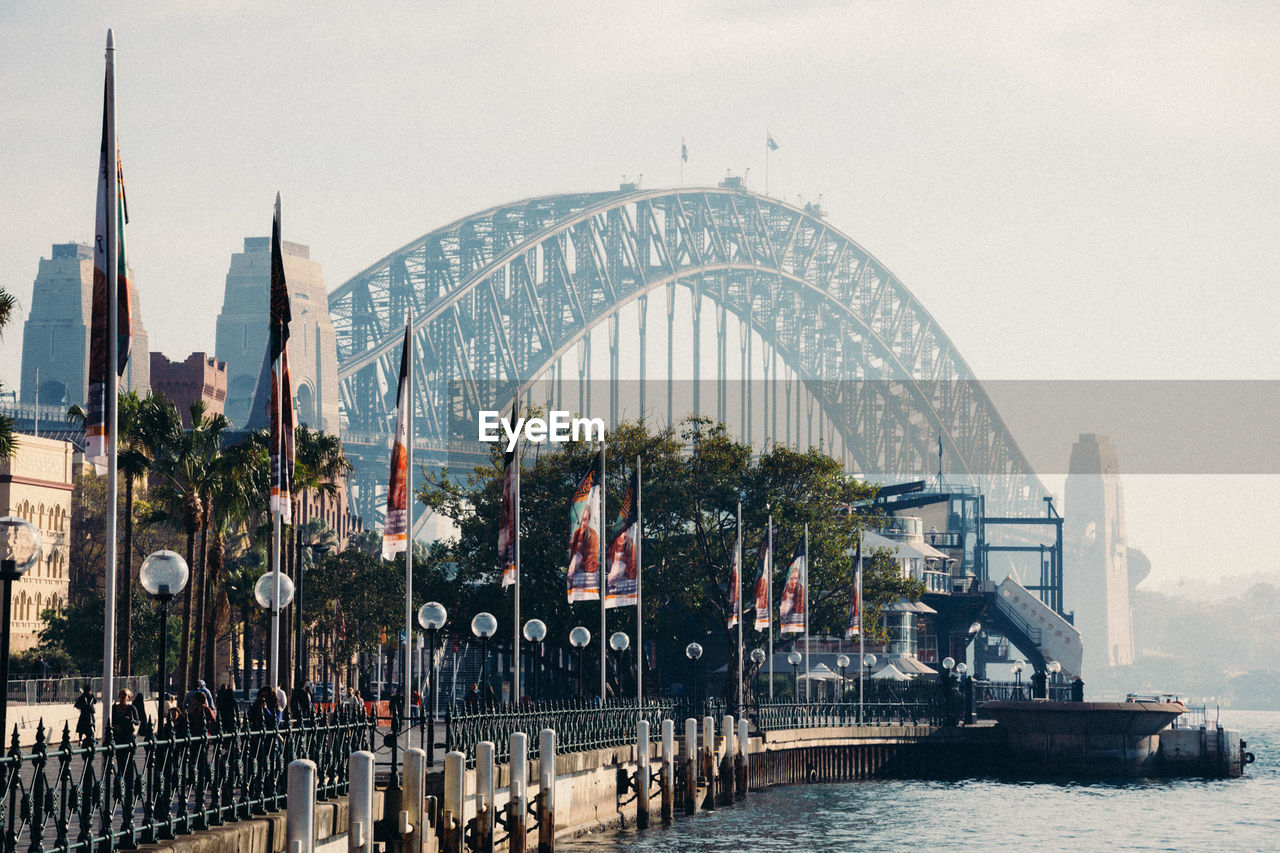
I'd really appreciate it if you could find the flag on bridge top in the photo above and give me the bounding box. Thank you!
[727,526,742,629]
[86,53,133,470]
[767,130,779,151]
[498,398,519,587]
[605,466,639,609]
[845,538,862,639]
[268,194,295,524]
[779,540,805,634]
[681,137,688,163]
[753,533,771,632]
[567,451,603,602]
[381,319,411,560]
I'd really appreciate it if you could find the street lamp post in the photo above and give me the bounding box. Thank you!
[836,654,850,703]
[139,550,189,719]
[956,661,973,724]
[685,643,703,712]
[941,656,957,726]
[750,648,766,710]
[417,602,447,761]
[787,651,802,702]
[299,544,330,698]
[861,653,877,724]
[1012,660,1026,698]
[471,612,498,709]
[523,619,546,702]
[609,631,630,701]
[570,627,592,699]
[0,517,41,738]
[253,571,295,702]
[1046,659,1062,697]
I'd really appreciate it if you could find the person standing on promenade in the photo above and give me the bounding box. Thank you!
[74,684,95,745]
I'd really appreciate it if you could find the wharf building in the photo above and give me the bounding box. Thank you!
[214,237,339,433]
[19,242,151,409]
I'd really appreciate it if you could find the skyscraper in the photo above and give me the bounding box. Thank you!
[214,236,339,433]
[19,242,150,408]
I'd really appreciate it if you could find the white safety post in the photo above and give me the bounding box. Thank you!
[476,742,496,853]
[636,719,650,828]
[684,718,698,814]
[661,719,675,820]
[444,751,467,853]
[538,728,557,852]
[403,748,426,853]
[348,751,375,853]
[721,714,736,803]
[737,716,750,797]
[286,759,318,853]
[509,732,528,853]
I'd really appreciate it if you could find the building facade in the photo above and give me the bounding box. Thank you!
[0,436,76,652]
[214,237,339,433]
[149,352,228,427]
[19,242,150,408]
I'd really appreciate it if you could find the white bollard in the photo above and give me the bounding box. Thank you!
[403,748,427,853]
[737,716,750,796]
[509,732,528,853]
[444,751,467,853]
[661,719,675,819]
[348,751,375,853]
[476,741,496,853]
[684,718,698,814]
[286,759,318,853]
[636,720,650,828]
[538,728,557,852]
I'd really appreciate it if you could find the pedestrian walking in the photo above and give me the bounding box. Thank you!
[73,684,95,745]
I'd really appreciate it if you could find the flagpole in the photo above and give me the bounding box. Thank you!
[736,501,743,717]
[803,523,810,704]
[858,543,865,726]
[635,455,643,710]
[513,388,521,703]
[767,513,773,701]
[101,29,119,736]
[598,442,607,701]
[404,305,414,725]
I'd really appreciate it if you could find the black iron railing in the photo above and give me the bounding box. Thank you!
[754,681,951,731]
[0,707,371,853]
[972,681,1071,703]
[444,698,727,766]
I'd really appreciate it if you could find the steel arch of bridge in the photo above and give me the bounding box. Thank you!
[330,186,1044,518]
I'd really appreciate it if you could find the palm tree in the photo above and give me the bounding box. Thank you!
[223,558,265,698]
[147,400,227,692]
[0,287,17,459]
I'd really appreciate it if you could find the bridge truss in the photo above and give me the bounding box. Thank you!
[329,185,1045,523]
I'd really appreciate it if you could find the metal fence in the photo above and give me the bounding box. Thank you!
[0,706,370,853]
[7,676,151,706]
[972,681,1072,703]
[444,698,727,766]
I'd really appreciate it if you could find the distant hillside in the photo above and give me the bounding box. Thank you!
[1087,582,1280,710]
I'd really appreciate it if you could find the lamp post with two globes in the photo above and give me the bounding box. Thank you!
[139,550,190,717]
[0,517,41,737]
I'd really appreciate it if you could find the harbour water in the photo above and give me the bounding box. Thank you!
[560,710,1280,853]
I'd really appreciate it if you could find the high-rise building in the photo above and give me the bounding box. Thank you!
[214,237,339,433]
[1065,433,1136,672]
[19,242,150,407]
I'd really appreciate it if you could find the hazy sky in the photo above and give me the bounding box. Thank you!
[3,2,1278,590]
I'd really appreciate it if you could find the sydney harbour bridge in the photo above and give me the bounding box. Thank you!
[328,181,1046,531]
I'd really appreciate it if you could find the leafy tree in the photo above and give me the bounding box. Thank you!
[420,417,923,700]
[36,592,179,677]
[0,286,16,458]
